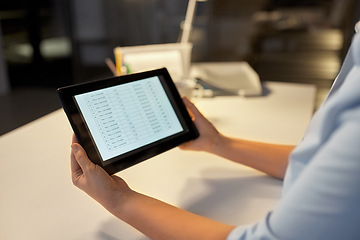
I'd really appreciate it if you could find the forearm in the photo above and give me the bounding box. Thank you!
[179,98,294,179]
[211,134,295,179]
[109,191,235,240]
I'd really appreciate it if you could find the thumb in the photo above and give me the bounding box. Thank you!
[182,96,202,119]
[71,143,91,171]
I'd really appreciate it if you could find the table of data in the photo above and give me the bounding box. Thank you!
[81,78,179,153]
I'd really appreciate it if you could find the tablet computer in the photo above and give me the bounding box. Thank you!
[57,68,199,175]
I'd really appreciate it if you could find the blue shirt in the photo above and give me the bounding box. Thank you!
[227,31,360,240]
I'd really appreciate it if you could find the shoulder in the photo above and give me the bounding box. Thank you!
[353,31,360,65]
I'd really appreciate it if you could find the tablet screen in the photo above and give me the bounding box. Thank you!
[74,76,184,162]
[58,68,198,174]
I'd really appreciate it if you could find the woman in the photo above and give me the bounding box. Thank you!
[70,27,360,240]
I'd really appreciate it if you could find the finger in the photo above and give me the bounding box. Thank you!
[182,96,193,109]
[72,133,78,144]
[182,96,203,119]
[70,134,83,182]
[71,143,92,172]
[70,147,81,174]
[186,106,195,121]
[178,141,190,150]
[182,97,196,121]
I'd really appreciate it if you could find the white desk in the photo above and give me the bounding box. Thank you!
[0,82,316,240]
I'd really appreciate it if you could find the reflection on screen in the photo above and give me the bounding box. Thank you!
[74,76,183,161]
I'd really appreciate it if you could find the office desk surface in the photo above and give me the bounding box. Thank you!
[0,82,316,240]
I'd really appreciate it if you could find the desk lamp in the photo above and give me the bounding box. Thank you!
[180,0,207,44]
[113,0,207,81]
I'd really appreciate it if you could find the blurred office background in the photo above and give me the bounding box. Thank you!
[1,0,360,135]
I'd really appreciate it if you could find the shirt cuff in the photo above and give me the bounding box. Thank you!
[226,212,280,240]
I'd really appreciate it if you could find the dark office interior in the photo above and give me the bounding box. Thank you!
[1,0,360,135]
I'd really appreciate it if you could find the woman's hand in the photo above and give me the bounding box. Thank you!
[179,97,221,153]
[70,134,235,240]
[70,134,133,211]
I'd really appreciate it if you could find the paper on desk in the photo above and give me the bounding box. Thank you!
[123,50,183,81]
[114,43,192,83]
[190,62,262,96]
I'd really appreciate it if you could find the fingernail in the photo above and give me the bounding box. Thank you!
[71,144,80,153]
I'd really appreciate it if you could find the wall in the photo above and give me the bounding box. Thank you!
[0,22,10,95]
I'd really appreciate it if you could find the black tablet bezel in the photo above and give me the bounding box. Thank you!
[57,68,199,175]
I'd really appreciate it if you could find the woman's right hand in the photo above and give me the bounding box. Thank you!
[179,97,221,153]
[70,134,133,211]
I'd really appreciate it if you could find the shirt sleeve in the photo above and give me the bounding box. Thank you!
[227,104,360,240]
[227,212,280,240]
